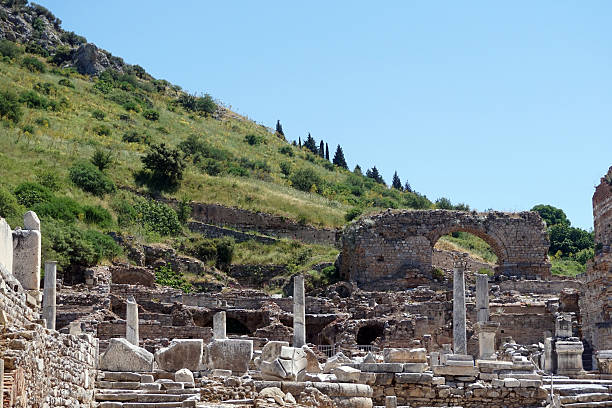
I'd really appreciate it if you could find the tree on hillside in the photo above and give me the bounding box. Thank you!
[435,197,453,209]
[366,166,384,184]
[275,120,284,137]
[325,143,329,161]
[531,204,570,227]
[319,140,325,157]
[354,165,362,176]
[391,171,402,190]
[404,181,412,192]
[332,145,348,169]
[141,143,185,190]
[304,133,318,154]
[298,137,301,147]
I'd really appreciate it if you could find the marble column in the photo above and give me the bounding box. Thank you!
[126,296,139,346]
[293,275,306,348]
[453,261,467,355]
[42,261,57,330]
[476,273,490,323]
[213,311,227,340]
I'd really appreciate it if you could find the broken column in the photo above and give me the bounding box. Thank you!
[452,259,467,354]
[42,261,57,330]
[293,275,306,348]
[213,311,226,340]
[126,295,139,346]
[12,211,41,302]
[475,321,500,360]
[476,273,490,322]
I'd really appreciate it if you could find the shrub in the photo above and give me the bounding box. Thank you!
[0,186,23,222]
[34,117,50,127]
[573,247,594,265]
[33,82,56,95]
[25,41,49,57]
[200,159,222,176]
[122,130,149,144]
[19,90,49,109]
[185,237,218,263]
[92,124,111,136]
[14,182,52,207]
[35,170,62,191]
[21,124,34,134]
[155,265,192,293]
[132,197,181,235]
[215,237,235,271]
[142,109,159,121]
[177,93,217,115]
[123,101,139,112]
[48,45,72,66]
[290,168,321,192]
[279,161,291,177]
[0,90,22,123]
[33,196,83,222]
[60,31,86,46]
[58,78,74,88]
[176,197,191,225]
[91,149,113,171]
[69,162,116,196]
[83,205,113,228]
[0,39,22,58]
[345,207,363,222]
[279,146,294,157]
[21,56,46,72]
[92,109,105,120]
[431,268,445,280]
[141,143,185,189]
[244,133,264,145]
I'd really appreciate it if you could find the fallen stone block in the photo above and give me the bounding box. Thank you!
[206,338,253,374]
[302,345,322,373]
[261,341,289,363]
[432,364,479,377]
[503,378,521,388]
[99,338,154,372]
[402,362,428,373]
[383,347,427,363]
[519,379,543,387]
[357,363,404,373]
[394,372,433,384]
[333,366,361,383]
[156,339,203,372]
[323,352,352,373]
[211,369,232,377]
[175,368,194,383]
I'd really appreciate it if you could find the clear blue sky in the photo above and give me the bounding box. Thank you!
[38,1,611,230]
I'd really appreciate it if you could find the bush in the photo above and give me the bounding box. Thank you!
[60,31,86,46]
[91,149,113,171]
[34,82,56,95]
[92,109,105,120]
[35,170,62,191]
[572,247,594,265]
[141,143,185,189]
[48,45,72,66]
[123,101,139,112]
[83,205,113,228]
[22,124,34,134]
[0,186,23,222]
[279,161,291,177]
[215,237,234,271]
[176,197,191,225]
[92,124,111,136]
[0,90,22,123]
[0,39,22,58]
[431,268,445,280]
[21,56,46,72]
[177,93,217,115]
[122,130,149,144]
[244,133,264,145]
[290,168,322,192]
[19,90,49,109]
[33,196,83,222]
[58,78,74,88]
[142,109,159,121]
[34,117,50,127]
[279,146,294,157]
[185,237,218,263]
[69,162,116,196]
[25,41,49,57]
[132,197,182,235]
[155,265,192,293]
[14,182,52,207]
[345,207,363,222]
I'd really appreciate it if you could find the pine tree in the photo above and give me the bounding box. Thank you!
[366,166,385,184]
[275,120,284,136]
[332,145,348,169]
[391,171,402,190]
[298,137,301,148]
[325,143,329,161]
[319,140,325,157]
[354,164,362,175]
[304,133,318,154]
[404,181,412,192]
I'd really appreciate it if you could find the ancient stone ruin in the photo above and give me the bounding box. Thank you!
[0,167,612,407]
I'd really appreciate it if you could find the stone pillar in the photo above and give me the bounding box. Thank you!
[556,340,584,375]
[555,313,573,338]
[126,296,139,346]
[12,211,41,294]
[543,337,555,372]
[430,351,441,366]
[476,273,490,323]
[213,311,227,340]
[293,275,306,348]
[475,321,499,360]
[42,261,57,330]
[453,260,467,355]
[385,395,397,408]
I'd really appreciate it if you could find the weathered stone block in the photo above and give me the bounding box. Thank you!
[206,339,253,374]
[175,368,194,383]
[432,364,478,377]
[12,229,40,291]
[383,347,427,363]
[99,338,153,372]
[333,366,361,383]
[156,339,203,371]
[402,362,428,373]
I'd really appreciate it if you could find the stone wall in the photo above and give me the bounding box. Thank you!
[188,221,278,244]
[339,209,551,290]
[0,216,98,407]
[498,279,582,294]
[190,202,338,246]
[96,320,213,343]
[580,167,612,353]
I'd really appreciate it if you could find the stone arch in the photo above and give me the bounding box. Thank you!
[356,322,384,345]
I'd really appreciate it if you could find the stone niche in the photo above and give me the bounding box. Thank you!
[339,209,550,290]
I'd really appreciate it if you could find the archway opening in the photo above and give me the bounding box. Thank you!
[433,230,500,272]
[226,317,251,335]
[356,323,384,345]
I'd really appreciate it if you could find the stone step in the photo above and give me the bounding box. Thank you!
[96,388,199,396]
[543,384,610,396]
[562,402,612,408]
[96,393,198,403]
[560,394,612,404]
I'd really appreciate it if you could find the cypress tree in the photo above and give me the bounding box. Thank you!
[275,120,284,136]
[319,140,325,157]
[354,164,362,175]
[304,133,318,154]
[332,145,348,169]
[404,181,412,192]
[392,171,402,190]
[298,137,301,147]
[325,143,329,161]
